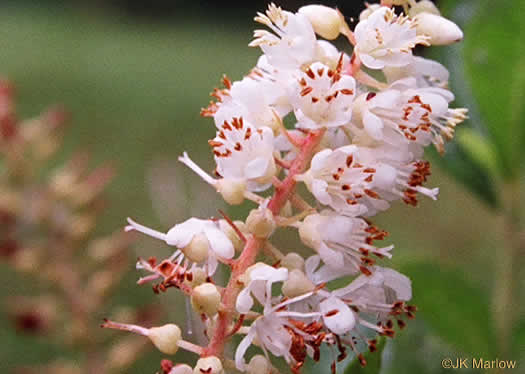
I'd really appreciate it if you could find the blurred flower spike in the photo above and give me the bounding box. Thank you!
[104,1,467,373]
[0,78,160,373]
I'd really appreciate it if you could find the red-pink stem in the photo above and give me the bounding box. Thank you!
[203,129,325,357]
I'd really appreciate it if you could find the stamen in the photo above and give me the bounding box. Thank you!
[178,151,217,186]
[125,218,167,242]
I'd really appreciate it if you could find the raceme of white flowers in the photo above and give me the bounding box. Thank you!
[107,1,467,373]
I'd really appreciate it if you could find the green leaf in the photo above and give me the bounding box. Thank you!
[400,261,496,357]
[425,0,500,208]
[456,128,500,179]
[344,338,386,374]
[463,0,525,179]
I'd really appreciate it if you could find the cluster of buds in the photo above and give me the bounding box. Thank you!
[0,80,159,373]
[104,1,467,373]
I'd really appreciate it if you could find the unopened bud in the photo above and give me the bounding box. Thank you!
[281,252,305,271]
[298,217,322,250]
[359,4,381,21]
[193,356,224,374]
[182,233,209,263]
[282,269,315,298]
[148,324,182,355]
[246,355,272,374]
[414,13,463,45]
[191,282,221,316]
[219,219,247,252]
[169,364,193,374]
[186,267,207,287]
[246,206,276,238]
[409,0,440,16]
[299,5,345,40]
[216,178,246,205]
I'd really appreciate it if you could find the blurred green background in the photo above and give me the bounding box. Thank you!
[0,0,523,373]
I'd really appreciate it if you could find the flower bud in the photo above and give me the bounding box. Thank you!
[298,5,344,40]
[169,364,193,374]
[186,267,207,287]
[359,4,380,21]
[281,252,305,271]
[246,355,272,374]
[282,269,315,298]
[148,324,182,355]
[193,356,224,374]
[216,178,246,205]
[409,0,440,16]
[182,233,209,263]
[298,218,322,250]
[219,219,247,252]
[246,206,276,238]
[414,13,463,46]
[191,282,221,316]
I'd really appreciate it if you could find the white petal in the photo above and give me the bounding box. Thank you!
[311,179,331,205]
[317,242,344,269]
[235,326,257,371]
[165,218,204,247]
[378,267,412,301]
[204,224,235,259]
[236,286,255,314]
[363,110,384,140]
[320,297,356,334]
[244,157,270,179]
[250,264,288,282]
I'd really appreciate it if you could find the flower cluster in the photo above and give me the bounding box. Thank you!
[104,1,467,373]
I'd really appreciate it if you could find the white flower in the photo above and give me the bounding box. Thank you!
[295,146,381,216]
[298,211,393,274]
[208,76,288,131]
[353,82,468,154]
[383,56,450,89]
[235,265,320,371]
[250,3,317,70]
[211,119,277,189]
[289,62,356,130]
[179,119,277,203]
[309,263,413,338]
[354,7,430,69]
[125,217,234,275]
[236,263,288,314]
[298,145,439,215]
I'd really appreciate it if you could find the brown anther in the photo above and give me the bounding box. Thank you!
[324,309,339,317]
[364,189,380,199]
[306,68,315,79]
[300,86,313,96]
[366,92,376,101]
[358,353,367,367]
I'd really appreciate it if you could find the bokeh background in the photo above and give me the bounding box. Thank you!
[1,0,523,373]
